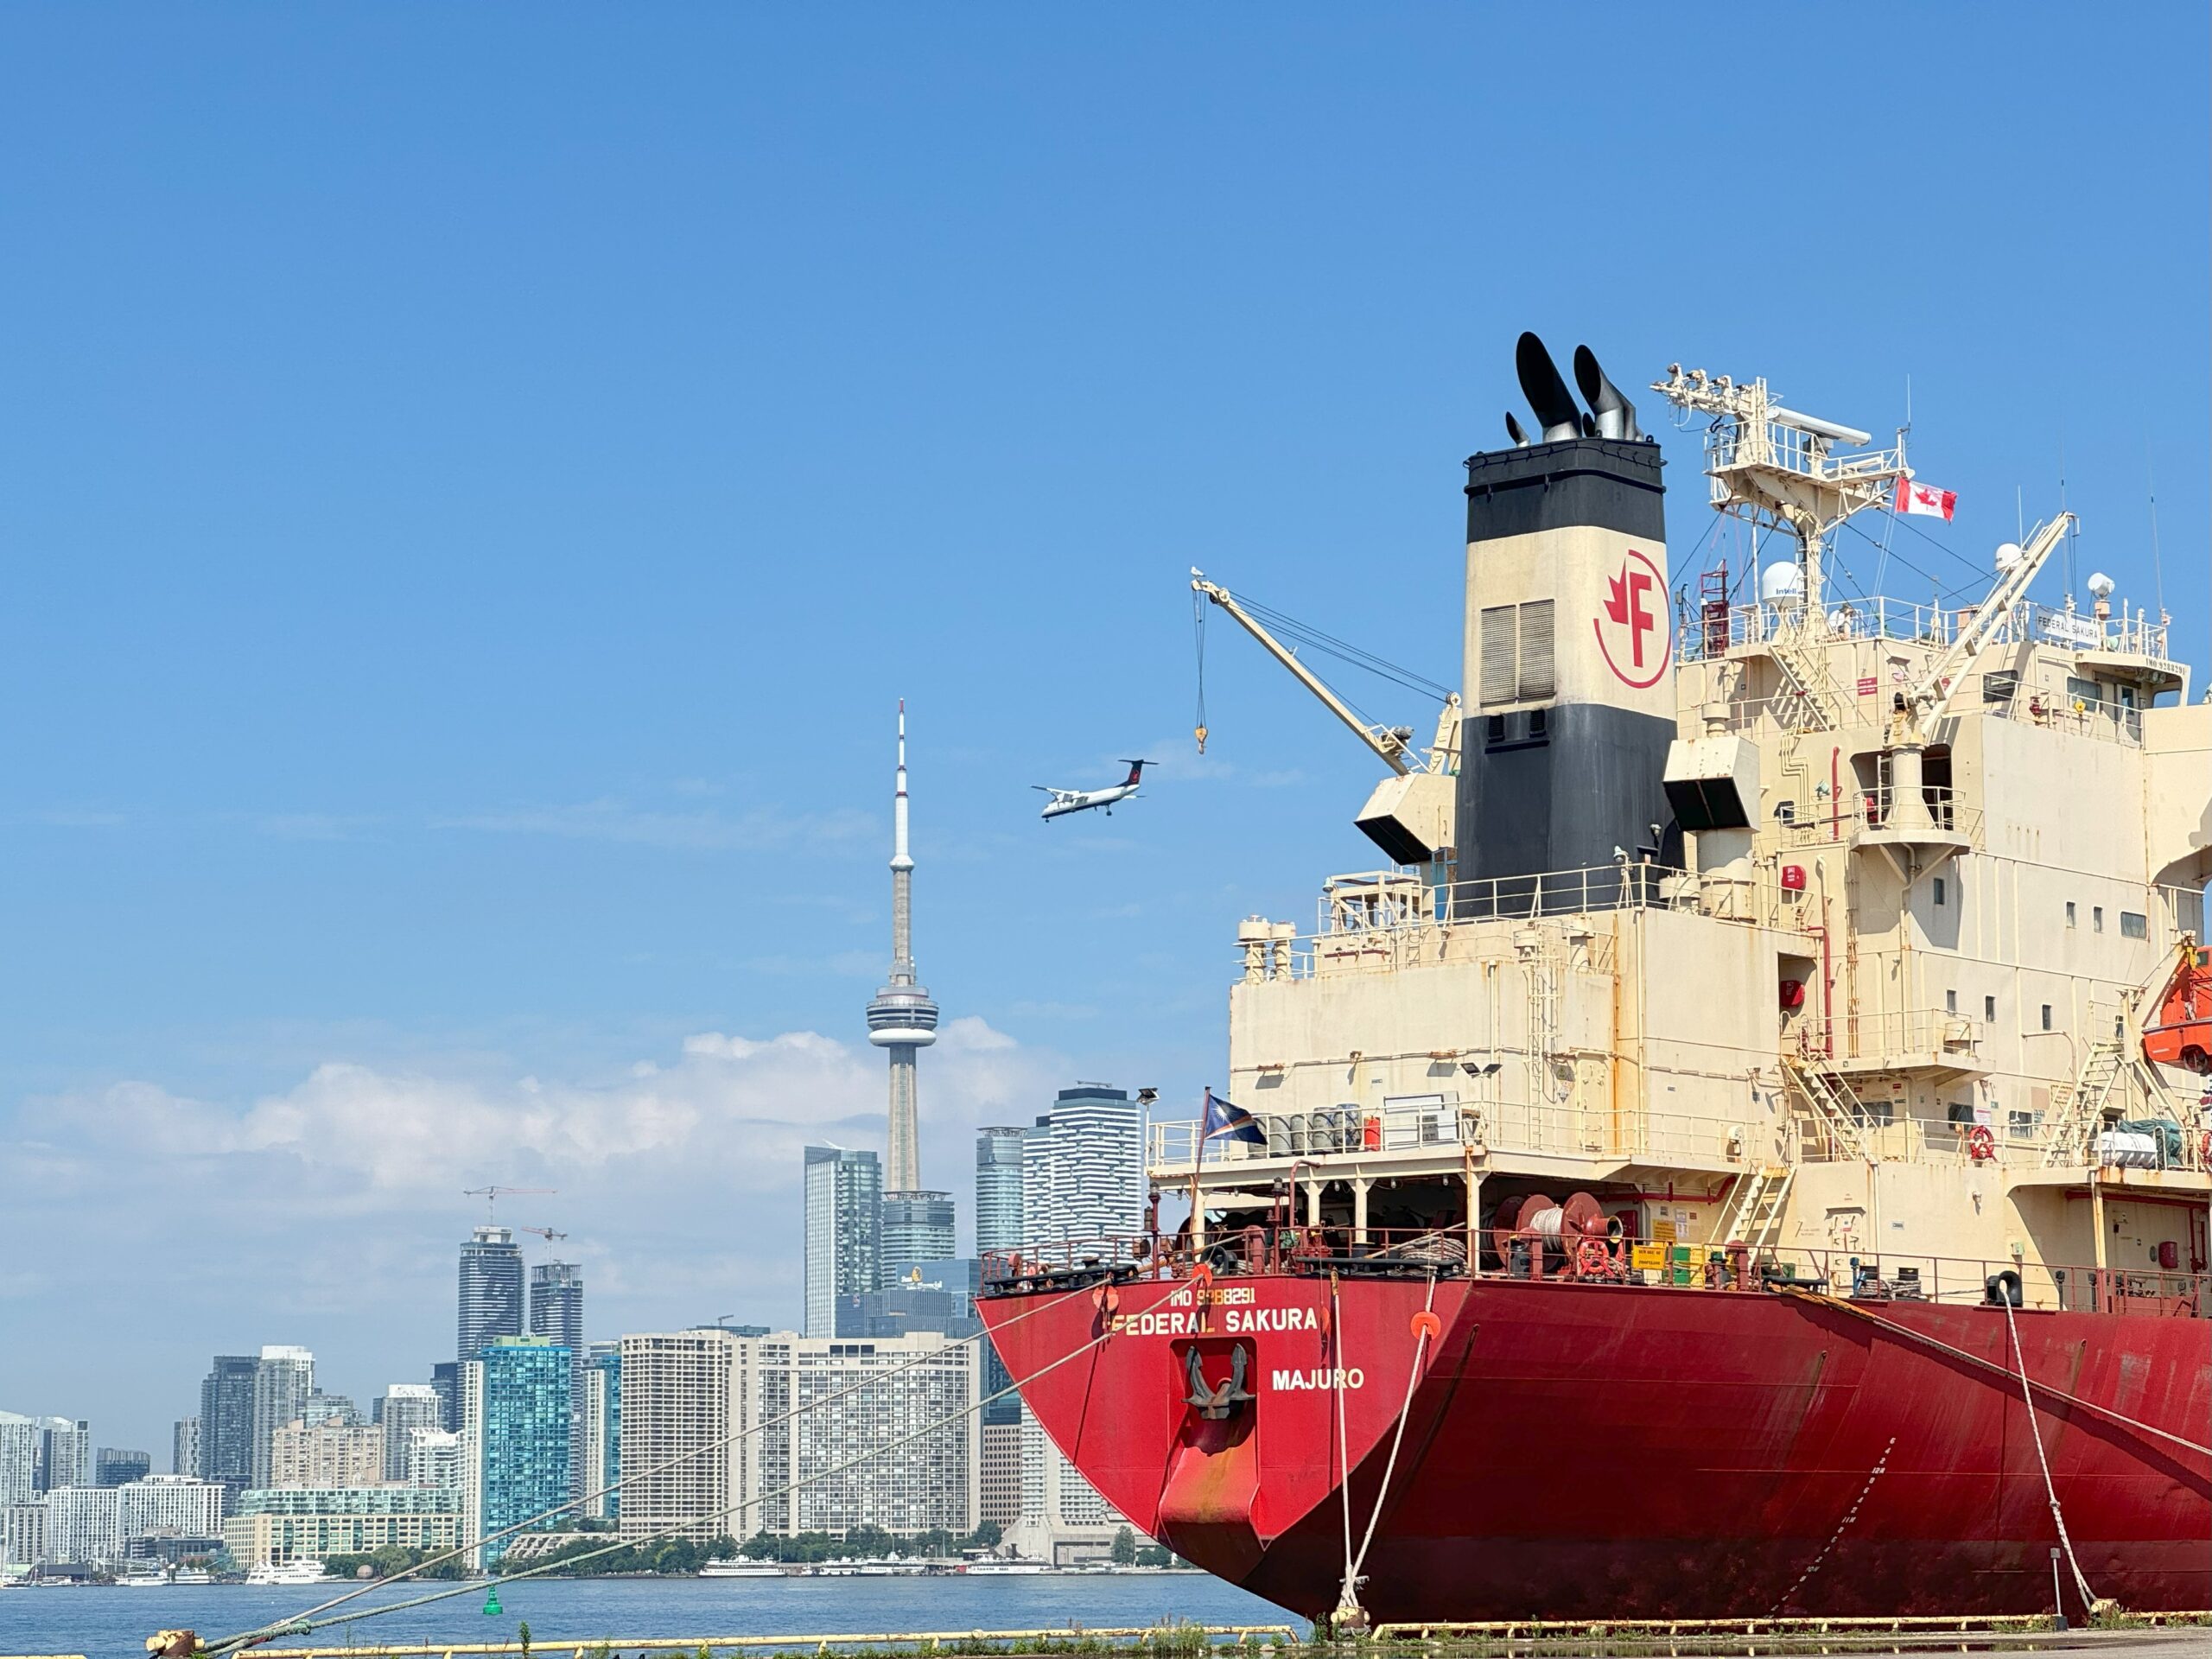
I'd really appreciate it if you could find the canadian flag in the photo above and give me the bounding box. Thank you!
[1895,476,1957,521]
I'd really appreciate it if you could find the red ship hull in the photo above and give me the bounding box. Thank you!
[980,1272,2212,1623]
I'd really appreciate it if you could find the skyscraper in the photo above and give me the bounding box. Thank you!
[250,1348,315,1491]
[0,1413,38,1508]
[36,1419,90,1493]
[458,1226,525,1367]
[460,1337,570,1567]
[529,1261,587,1500]
[1021,1085,1147,1255]
[865,702,939,1193]
[879,1190,955,1283]
[582,1343,620,1521]
[172,1418,200,1480]
[430,1363,461,1433]
[975,1127,1026,1255]
[803,1145,881,1338]
[199,1356,257,1501]
[375,1385,444,1484]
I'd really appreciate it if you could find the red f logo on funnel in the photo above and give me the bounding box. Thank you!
[1594,549,1669,689]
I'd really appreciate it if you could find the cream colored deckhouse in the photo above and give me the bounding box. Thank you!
[1156,338,2211,1298]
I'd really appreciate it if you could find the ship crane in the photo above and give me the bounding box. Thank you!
[1874,511,2075,840]
[1191,569,1461,868]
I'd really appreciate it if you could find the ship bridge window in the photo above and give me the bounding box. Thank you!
[2093,906,2105,933]
[2041,1004,2054,1031]
[2121,911,2147,939]
[1984,995,1996,1020]
[1933,877,1947,907]
[1946,1102,1974,1126]
[2066,902,2076,928]
[1945,989,1957,1014]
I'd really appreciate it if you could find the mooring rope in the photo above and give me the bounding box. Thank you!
[1330,1272,1356,1625]
[202,1274,1179,1656]
[2004,1295,2100,1613]
[1344,1271,1438,1592]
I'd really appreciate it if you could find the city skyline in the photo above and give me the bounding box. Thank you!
[4,3,2204,1465]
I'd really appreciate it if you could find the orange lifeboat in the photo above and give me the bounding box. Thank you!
[2141,939,2212,1075]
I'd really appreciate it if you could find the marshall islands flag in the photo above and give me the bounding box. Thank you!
[1200,1086,1268,1154]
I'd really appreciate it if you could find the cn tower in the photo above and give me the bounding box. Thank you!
[864,700,938,1192]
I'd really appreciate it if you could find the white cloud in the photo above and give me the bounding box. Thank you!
[3,1019,1065,1362]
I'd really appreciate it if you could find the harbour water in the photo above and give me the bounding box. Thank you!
[0,1573,1289,1657]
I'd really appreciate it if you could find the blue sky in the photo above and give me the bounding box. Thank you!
[3,7,2205,1456]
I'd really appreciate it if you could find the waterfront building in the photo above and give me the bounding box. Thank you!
[172,1417,200,1479]
[41,1486,120,1567]
[979,1421,1023,1530]
[402,1427,463,1491]
[374,1385,443,1483]
[880,1190,956,1283]
[2,1502,45,1570]
[864,702,941,1195]
[0,1413,37,1508]
[199,1355,257,1500]
[222,1486,460,1571]
[1008,1408,1128,1566]
[975,1127,1026,1255]
[35,1419,90,1493]
[249,1347,315,1490]
[582,1343,620,1521]
[95,1448,150,1487]
[529,1260,588,1499]
[614,1330,737,1547]
[460,1336,569,1567]
[617,1327,975,1545]
[803,1144,881,1338]
[458,1225,526,1367]
[1021,1085,1147,1256]
[270,1421,386,1489]
[117,1475,226,1542]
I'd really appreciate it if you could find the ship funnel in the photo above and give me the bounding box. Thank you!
[1515,332,1583,442]
[1504,410,1531,448]
[1573,345,1643,441]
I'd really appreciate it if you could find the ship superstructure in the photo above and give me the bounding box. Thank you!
[979,334,2212,1628]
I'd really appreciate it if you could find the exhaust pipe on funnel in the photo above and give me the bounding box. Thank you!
[1515,332,1584,442]
[1573,345,1643,441]
[1504,410,1532,448]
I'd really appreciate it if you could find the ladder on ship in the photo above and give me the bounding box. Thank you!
[2039,1038,2153,1166]
[1782,1056,1875,1163]
[1714,1164,1794,1251]
[1763,623,1844,732]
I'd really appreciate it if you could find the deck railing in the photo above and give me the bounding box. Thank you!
[1679,594,2173,670]
[980,1226,2208,1320]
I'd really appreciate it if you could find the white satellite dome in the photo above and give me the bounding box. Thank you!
[2087,570,2115,600]
[1993,541,2024,571]
[1760,561,1805,602]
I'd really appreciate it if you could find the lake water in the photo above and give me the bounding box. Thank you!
[0,1573,1295,1659]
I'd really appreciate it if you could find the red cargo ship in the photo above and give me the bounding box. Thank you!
[982,336,2212,1624]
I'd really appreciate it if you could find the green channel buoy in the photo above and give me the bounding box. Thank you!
[483,1587,504,1615]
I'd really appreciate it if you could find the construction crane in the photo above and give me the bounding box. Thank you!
[463,1185,556,1224]
[1189,569,1461,868]
[514,1225,569,1258]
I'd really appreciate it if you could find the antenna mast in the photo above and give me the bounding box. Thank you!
[1651,365,1909,631]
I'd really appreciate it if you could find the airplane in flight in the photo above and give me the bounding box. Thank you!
[1034,760,1150,821]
